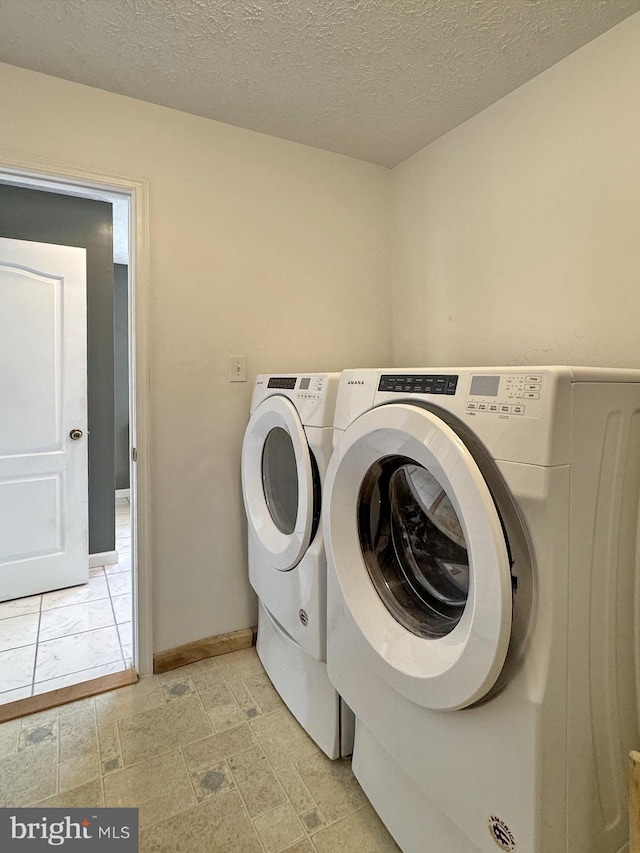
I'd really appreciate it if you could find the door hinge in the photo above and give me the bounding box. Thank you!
[132,447,138,463]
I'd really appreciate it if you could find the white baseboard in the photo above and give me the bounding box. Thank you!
[89,550,119,568]
[115,488,131,499]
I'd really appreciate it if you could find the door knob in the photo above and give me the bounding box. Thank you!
[69,429,83,441]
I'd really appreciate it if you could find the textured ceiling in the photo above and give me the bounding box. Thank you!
[0,0,638,166]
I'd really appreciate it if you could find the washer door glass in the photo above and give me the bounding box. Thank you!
[359,457,469,639]
[262,427,300,535]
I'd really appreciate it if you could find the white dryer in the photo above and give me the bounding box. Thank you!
[241,373,353,759]
[323,366,640,853]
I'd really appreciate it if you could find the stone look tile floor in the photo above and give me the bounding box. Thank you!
[0,497,133,704]
[0,647,400,852]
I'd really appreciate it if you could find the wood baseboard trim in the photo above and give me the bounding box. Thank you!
[153,626,257,674]
[0,668,138,724]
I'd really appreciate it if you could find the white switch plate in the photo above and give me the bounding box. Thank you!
[229,355,247,382]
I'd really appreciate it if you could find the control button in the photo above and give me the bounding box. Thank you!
[488,404,499,412]
[466,402,477,411]
[524,383,541,392]
[499,404,512,414]
[477,403,488,411]
[512,405,525,415]
[526,375,542,383]
[524,392,540,400]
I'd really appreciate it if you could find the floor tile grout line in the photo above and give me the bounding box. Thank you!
[98,765,106,808]
[113,711,124,773]
[0,602,42,622]
[33,656,127,693]
[222,747,270,853]
[89,697,104,805]
[178,737,259,777]
[242,678,355,841]
[35,621,123,655]
[0,634,39,656]
[213,660,323,837]
[40,583,113,614]
[249,798,307,848]
[135,779,238,837]
[288,773,368,837]
[37,606,120,646]
[91,695,286,807]
[180,673,215,739]
[287,763,327,835]
[178,746,202,812]
[258,742,327,841]
[246,700,321,783]
[31,594,44,694]
[55,712,61,794]
[108,580,127,668]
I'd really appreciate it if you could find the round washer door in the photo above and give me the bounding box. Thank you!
[242,395,315,571]
[325,403,513,710]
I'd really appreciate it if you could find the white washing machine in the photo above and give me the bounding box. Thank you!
[241,373,354,759]
[323,366,640,853]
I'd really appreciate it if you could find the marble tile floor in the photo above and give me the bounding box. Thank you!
[0,647,400,852]
[0,497,133,705]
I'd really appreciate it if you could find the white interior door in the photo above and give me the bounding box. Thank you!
[0,236,88,601]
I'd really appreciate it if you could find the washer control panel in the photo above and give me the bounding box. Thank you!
[378,374,458,395]
[466,373,543,418]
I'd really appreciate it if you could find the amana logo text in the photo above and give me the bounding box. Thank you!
[347,380,365,385]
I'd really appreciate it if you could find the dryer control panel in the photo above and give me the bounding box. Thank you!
[265,375,325,400]
[252,373,339,428]
[466,373,544,418]
[297,375,325,401]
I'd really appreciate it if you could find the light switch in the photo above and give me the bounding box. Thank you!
[229,355,247,382]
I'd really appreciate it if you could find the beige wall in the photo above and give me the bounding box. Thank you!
[391,13,640,369]
[0,62,392,652]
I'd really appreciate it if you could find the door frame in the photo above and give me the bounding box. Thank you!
[0,149,153,675]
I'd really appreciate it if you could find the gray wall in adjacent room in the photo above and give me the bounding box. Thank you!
[0,183,115,554]
[114,264,130,491]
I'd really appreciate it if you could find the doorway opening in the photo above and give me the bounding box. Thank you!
[0,159,152,711]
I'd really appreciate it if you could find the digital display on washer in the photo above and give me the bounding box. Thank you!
[378,374,458,395]
[267,377,297,389]
[299,378,311,390]
[469,375,500,397]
